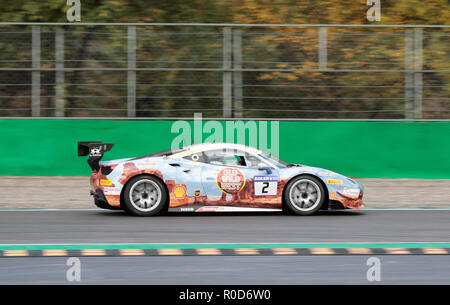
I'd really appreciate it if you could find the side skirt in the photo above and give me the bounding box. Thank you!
[169,205,282,213]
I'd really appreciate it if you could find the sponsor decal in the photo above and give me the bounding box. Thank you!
[180,207,195,212]
[216,168,246,194]
[103,187,120,195]
[327,179,343,185]
[254,176,278,196]
[196,206,226,212]
[90,147,102,157]
[194,189,201,196]
[173,185,187,199]
[196,206,282,212]
[100,179,113,186]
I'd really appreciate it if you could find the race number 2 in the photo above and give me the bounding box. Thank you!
[254,176,278,196]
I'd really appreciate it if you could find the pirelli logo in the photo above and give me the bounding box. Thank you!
[0,247,449,257]
[327,179,343,185]
[99,179,113,186]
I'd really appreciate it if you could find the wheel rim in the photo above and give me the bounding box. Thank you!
[129,179,162,212]
[289,179,322,212]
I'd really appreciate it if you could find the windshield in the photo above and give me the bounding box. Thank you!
[258,152,290,168]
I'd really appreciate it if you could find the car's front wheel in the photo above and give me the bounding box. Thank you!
[284,175,326,215]
[122,175,167,216]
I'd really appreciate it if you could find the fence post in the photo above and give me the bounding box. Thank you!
[233,29,243,118]
[32,25,40,117]
[127,26,137,117]
[404,29,414,119]
[222,27,232,118]
[55,28,65,117]
[318,27,327,70]
[414,28,423,119]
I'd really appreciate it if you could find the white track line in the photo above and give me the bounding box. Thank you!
[0,208,98,211]
[0,207,449,211]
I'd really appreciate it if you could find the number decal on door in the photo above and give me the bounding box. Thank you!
[261,182,269,194]
[254,176,278,196]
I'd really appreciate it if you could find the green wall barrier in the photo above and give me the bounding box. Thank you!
[0,119,449,178]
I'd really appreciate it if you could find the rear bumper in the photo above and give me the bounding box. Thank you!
[92,189,110,209]
[91,189,122,210]
[90,171,122,209]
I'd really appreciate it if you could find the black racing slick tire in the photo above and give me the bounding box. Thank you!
[283,175,326,216]
[122,175,168,216]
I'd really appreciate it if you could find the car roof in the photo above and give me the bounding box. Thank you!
[172,142,262,157]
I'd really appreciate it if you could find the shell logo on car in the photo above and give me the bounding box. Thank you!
[173,185,187,199]
[216,168,246,194]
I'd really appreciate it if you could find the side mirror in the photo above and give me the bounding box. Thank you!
[258,166,272,174]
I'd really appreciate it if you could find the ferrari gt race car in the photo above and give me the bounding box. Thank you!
[78,141,364,216]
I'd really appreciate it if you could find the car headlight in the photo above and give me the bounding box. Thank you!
[338,187,361,199]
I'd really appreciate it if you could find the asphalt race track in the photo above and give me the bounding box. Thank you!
[1,256,450,285]
[0,209,449,243]
[0,209,449,284]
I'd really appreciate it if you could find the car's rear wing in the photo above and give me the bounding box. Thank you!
[78,141,114,171]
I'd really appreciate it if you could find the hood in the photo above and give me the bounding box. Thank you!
[283,165,363,188]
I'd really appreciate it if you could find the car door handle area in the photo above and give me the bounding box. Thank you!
[169,163,191,173]
[258,167,272,174]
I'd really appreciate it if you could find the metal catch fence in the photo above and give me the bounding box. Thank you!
[0,23,448,120]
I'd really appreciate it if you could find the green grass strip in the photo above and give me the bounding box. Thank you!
[1,242,450,251]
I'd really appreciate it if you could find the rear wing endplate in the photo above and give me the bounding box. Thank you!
[78,141,114,171]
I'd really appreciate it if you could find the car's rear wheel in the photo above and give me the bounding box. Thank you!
[284,175,326,215]
[122,175,167,216]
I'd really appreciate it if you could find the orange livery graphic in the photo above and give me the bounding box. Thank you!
[78,142,364,216]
